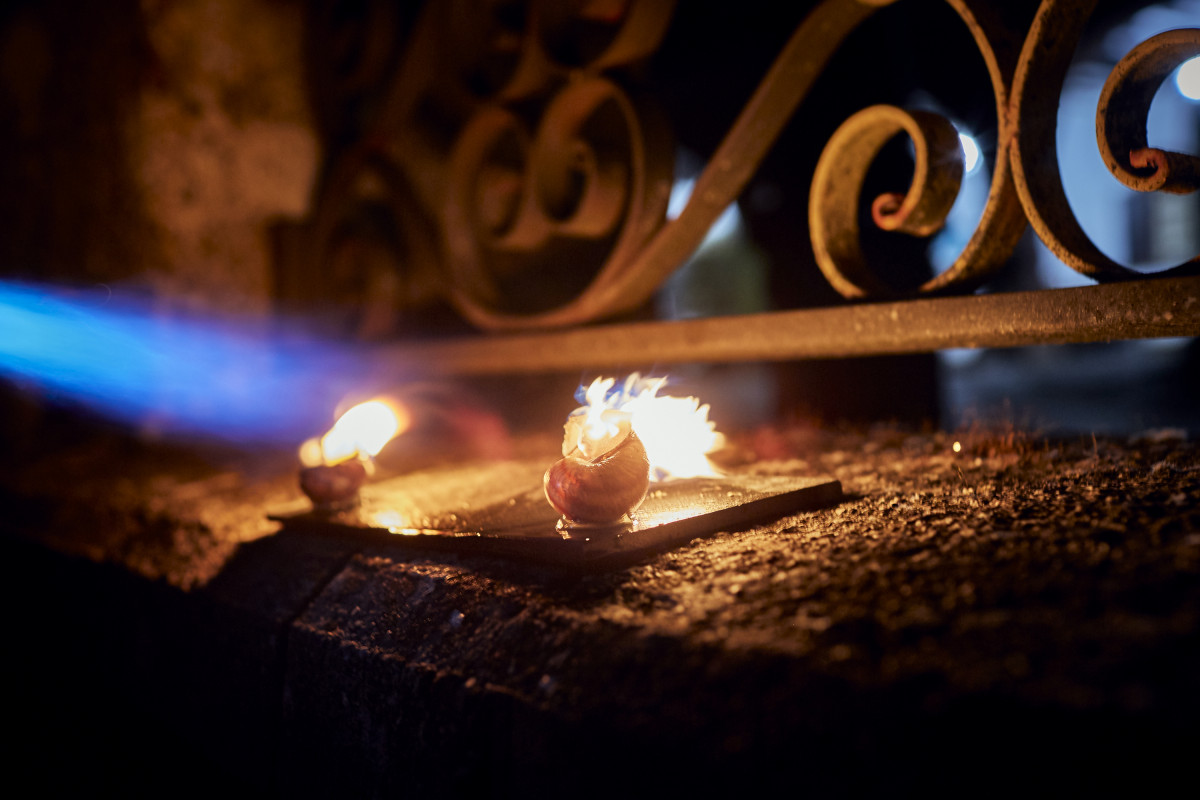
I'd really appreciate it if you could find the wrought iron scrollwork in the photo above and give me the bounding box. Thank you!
[287,0,1200,335]
[808,0,1030,299]
[442,76,674,329]
[1098,28,1200,196]
[1011,0,1200,281]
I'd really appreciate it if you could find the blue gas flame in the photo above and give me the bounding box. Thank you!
[0,280,393,446]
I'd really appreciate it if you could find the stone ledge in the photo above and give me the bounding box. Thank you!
[5,424,1200,795]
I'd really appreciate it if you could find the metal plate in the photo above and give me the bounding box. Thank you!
[271,473,842,571]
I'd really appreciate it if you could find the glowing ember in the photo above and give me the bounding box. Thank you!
[563,374,724,481]
[299,399,410,467]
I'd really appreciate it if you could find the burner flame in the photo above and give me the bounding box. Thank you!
[299,399,409,467]
[563,374,723,481]
[0,279,388,445]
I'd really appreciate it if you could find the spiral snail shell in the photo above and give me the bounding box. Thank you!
[299,459,368,510]
[544,427,651,525]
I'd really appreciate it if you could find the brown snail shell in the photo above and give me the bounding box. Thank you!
[300,459,368,510]
[544,428,651,524]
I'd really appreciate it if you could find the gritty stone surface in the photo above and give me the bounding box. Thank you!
[4,420,1200,794]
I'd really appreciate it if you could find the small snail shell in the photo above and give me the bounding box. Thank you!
[544,428,651,524]
[300,459,368,510]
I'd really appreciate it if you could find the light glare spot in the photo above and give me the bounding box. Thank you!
[959,133,982,174]
[298,437,325,468]
[667,176,694,219]
[952,441,962,453]
[1178,56,1200,101]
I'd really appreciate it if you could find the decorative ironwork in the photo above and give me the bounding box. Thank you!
[1012,1,1200,281]
[278,0,1200,363]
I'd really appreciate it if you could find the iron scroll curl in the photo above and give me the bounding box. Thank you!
[294,0,1200,332]
[439,0,1042,321]
[440,0,897,328]
[430,0,680,330]
[808,0,1031,300]
[441,78,675,329]
[1010,0,1200,280]
[810,0,1200,299]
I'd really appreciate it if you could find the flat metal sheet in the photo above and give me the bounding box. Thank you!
[271,473,842,571]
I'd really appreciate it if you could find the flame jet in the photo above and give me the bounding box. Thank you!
[0,280,389,446]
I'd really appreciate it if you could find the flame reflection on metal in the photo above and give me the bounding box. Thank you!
[272,472,842,571]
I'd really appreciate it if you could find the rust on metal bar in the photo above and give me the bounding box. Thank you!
[381,276,1200,376]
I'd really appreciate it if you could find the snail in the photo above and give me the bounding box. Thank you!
[300,458,369,511]
[544,409,651,525]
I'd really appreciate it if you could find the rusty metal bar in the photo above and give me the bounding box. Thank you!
[381,276,1200,376]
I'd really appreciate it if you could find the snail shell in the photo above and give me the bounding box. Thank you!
[300,459,368,510]
[544,428,651,524]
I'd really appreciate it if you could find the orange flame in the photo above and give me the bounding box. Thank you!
[563,374,724,480]
[299,399,410,467]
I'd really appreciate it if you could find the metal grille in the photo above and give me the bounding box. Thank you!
[275,0,1200,372]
